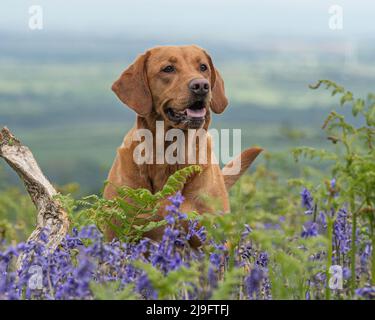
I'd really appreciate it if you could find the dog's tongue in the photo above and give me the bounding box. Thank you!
[186,108,206,118]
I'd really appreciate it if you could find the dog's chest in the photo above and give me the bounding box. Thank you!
[143,163,187,193]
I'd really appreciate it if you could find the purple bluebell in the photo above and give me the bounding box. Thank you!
[355,286,375,299]
[330,178,336,189]
[245,268,264,299]
[136,274,157,299]
[209,253,221,268]
[360,243,371,266]
[318,211,327,229]
[241,224,252,239]
[168,191,184,208]
[186,220,206,243]
[343,267,351,280]
[301,221,318,238]
[300,188,314,215]
[256,252,269,268]
[333,208,351,254]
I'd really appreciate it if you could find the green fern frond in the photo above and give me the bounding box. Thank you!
[65,165,202,243]
[155,165,202,199]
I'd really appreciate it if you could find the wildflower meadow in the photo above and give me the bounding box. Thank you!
[0,81,374,300]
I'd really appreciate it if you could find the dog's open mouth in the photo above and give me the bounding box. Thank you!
[166,101,207,128]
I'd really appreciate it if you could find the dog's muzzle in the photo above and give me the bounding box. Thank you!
[166,100,207,129]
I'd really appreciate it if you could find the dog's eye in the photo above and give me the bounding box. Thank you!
[200,64,208,72]
[162,65,175,73]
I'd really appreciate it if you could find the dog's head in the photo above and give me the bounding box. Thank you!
[112,45,228,129]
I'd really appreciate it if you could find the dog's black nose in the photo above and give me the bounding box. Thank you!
[189,78,210,96]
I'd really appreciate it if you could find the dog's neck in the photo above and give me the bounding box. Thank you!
[135,113,212,193]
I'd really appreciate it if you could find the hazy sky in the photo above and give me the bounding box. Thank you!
[0,0,374,39]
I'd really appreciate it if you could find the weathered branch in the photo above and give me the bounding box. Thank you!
[0,127,69,267]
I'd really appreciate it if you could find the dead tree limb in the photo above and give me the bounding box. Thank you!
[0,127,69,267]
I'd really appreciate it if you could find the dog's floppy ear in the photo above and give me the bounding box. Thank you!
[204,50,228,114]
[112,51,152,116]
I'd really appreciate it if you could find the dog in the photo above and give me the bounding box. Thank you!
[104,45,262,243]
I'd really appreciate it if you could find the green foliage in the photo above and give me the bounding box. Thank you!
[0,188,36,243]
[297,80,375,295]
[90,281,140,300]
[211,268,245,300]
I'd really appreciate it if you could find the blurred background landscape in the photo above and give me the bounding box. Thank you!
[1,0,374,194]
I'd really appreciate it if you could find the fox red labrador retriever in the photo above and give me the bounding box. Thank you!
[104,45,262,242]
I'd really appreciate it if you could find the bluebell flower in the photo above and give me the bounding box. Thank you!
[245,268,264,299]
[318,211,327,229]
[168,191,184,208]
[330,178,336,189]
[305,290,311,300]
[355,286,375,299]
[136,274,157,299]
[209,253,221,268]
[333,208,351,254]
[300,188,314,215]
[239,243,254,261]
[264,223,280,230]
[207,267,218,289]
[343,267,351,280]
[241,224,252,239]
[39,229,49,243]
[165,192,187,224]
[194,226,206,243]
[186,220,206,243]
[301,221,318,238]
[256,252,269,268]
[212,242,227,252]
[165,214,175,225]
[360,243,371,266]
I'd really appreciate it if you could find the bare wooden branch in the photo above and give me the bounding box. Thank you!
[0,127,69,267]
